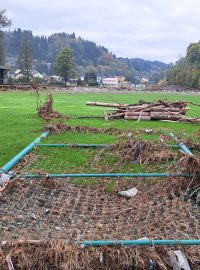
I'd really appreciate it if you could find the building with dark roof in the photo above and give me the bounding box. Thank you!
[0,66,9,84]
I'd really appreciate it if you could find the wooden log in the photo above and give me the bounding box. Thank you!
[128,107,187,114]
[125,112,150,116]
[127,105,169,112]
[111,112,126,118]
[127,104,154,110]
[179,117,200,123]
[151,108,187,113]
[150,112,182,121]
[86,101,127,108]
[124,116,151,120]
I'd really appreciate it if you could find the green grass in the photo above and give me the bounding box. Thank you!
[0,90,199,171]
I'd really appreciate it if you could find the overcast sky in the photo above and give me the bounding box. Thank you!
[2,0,200,63]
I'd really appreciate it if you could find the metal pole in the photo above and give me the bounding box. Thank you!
[22,172,193,179]
[0,131,49,174]
[78,239,200,247]
[36,143,179,149]
[36,143,109,148]
[169,132,193,155]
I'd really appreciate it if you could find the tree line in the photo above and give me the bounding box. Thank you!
[2,27,168,82]
[166,42,200,88]
[0,9,11,65]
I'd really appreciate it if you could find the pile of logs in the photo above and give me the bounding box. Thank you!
[86,100,200,123]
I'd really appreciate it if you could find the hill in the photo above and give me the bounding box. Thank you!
[4,29,169,82]
[167,41,200,88]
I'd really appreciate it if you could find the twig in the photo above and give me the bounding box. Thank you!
[6,254,15,270]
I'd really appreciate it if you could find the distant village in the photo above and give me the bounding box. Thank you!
[0,66,150,89]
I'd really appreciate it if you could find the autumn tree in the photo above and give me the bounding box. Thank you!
[167,42,200,88]
[54,47,76,86]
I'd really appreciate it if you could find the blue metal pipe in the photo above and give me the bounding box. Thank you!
[23,172,193,179]
[78,239,200,247]
[36,143,109,148]
[36,143,179,149]
[169,132,193,155]
[0,131,49,174]
[167,145,179,148]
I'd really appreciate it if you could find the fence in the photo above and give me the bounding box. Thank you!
[0,131,199,269]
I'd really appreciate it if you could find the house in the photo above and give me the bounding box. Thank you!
[67,78,78,86]
[14,69,44,80]
[102,76,131,88]
[140,77,149,84]
[0,66,9,84]
[102,77,120,86]
[31,70,44,79]
[50,75,63,84]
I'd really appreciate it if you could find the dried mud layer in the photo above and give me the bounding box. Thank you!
[0,177,199,269]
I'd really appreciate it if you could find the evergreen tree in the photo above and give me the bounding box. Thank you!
[17,35,33,82]
[0,9,11,65]
[0,33,5,65]
[54,47,76,86]
[84,72,97,86]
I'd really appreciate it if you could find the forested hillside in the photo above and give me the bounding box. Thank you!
[4,29,169,81]
[167,42,200,88]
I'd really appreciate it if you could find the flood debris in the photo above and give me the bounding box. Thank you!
[0,178,199,270]
[0,172,13,186]
[46,123,160,138]
[118,187,138,198]
[169,250,191,270]
[86,100,200,123]
[47,122,126,135]
[92,139,176,170]
[38,94,68,121]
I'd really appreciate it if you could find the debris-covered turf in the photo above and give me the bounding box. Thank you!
[0,176,199,269]
[46,122,129,135]
[0,98,199,269]
[0,241,199,270]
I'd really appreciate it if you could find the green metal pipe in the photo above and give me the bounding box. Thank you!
[36,143,108,148]
[167,145,179,148]
[169,132,193,155]
[0,131,49,174]
[23,172,193,179]
[36,143,179,149]
[78,239,200,247]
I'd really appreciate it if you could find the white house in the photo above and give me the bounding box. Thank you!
[13,69,44,79]
[102,77,120,86]
[140,77,149,84]
[102,76,131,88]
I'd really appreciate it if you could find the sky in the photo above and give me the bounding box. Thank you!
[2,0,200,63]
